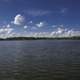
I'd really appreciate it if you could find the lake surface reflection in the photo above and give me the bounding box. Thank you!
[0,40,80,80]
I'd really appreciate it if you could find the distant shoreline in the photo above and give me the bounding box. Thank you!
[0,36,80,40]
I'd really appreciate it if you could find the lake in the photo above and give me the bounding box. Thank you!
[0,40,80,80]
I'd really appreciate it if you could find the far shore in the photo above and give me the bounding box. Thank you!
[0,36,80,40]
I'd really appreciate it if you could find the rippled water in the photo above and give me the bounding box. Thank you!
[0,40,80,80]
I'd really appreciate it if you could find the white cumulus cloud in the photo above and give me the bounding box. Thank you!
[12,14,25,26]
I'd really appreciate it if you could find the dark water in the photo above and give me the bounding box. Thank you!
[0,40,80,80]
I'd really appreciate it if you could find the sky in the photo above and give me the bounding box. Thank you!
[0,0,80,38]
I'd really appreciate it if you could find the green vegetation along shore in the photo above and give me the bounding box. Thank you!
[0,36,80,40]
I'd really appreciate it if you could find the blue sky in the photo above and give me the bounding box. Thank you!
[0,0,80,38]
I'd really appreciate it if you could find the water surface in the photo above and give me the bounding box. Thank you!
[0,40,80,80]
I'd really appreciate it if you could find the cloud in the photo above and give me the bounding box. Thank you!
[0,27,79,38]
[57,27,65,34]
[60,8,68,14]
[0,27,14,38]
[12,14,25,26]
[0,23,80,38]
[26,10,51,16]
[26,25,80,38]
[29,21,33,24]
[52,25,57,28]
[31,27,37,30]
[6,24,11,28]
[50,26,80,37]
[36,22,45,28]
[24,25,28,29]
